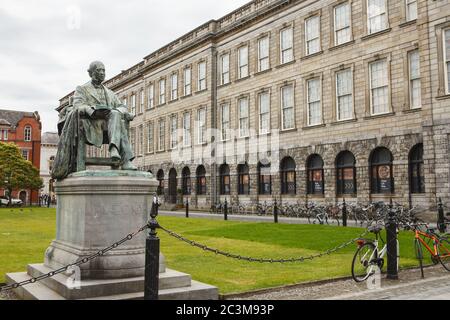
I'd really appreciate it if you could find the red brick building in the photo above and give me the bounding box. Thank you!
[0,109,42,204]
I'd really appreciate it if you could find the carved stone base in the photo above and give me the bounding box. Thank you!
[44,170,159,279]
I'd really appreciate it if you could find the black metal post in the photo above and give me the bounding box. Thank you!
[342,198,347,227]
[185,198,189,218]
[386,202,399,280]
[224,198,228,221]
[144,194,160,300]
[274,198,278,224]
[437,198,446,233]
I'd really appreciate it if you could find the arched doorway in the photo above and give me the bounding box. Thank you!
[169,168,177,204]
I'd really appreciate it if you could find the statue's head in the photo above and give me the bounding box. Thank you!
[88,61,105,84]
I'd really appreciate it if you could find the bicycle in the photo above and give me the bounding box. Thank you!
[209,201,223,215]
[351,224,399,282]
[311,204,329,225]
[406,222,450,275]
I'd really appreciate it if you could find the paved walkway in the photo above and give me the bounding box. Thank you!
[225,265,450,300]
[161,210,354,226]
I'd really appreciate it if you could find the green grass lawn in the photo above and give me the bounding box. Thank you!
[0,207,425,294]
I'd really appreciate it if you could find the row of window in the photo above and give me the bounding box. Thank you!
[0,127,32,142]
[128,51,421,154]
[118,2,450,116]
[156,144,424,196]
[219,0,417,84]
[123,60,207,116]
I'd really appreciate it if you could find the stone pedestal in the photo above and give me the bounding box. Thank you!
[44,170,159,279]
[6,170,218,300]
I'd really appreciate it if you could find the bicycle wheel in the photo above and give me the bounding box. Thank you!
[437,239,450,271]
[351,242,377,282]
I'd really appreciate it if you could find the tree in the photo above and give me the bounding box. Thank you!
[0,142,43,206]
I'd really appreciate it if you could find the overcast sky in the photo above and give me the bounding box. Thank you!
[0,0,250,133]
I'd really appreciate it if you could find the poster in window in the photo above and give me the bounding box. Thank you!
[378,165,391,192]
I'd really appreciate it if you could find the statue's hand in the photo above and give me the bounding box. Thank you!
[125,112,135,121]
[79,106,94,118]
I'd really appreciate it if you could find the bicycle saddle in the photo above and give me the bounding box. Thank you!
[368,225,383,233]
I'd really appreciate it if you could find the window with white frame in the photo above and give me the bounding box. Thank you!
[159,79,166,105]
[334,2,351,45]
[24,126,32,141]
[138,125,144,155]
[129,127,136,155]
[146,121,154,153]
[139,89,144,114]
[170,115,177,149]
[22,149,29,160]
[171,74,178,100]
[221,103,230,141]
[281,85,295,130]
[198,62,206,91]
[367,0,387,34]
[197,108,206,144]
[406,0,417,21]
[370,59,389,115]
[1,129,8,141]
[258,36,270,72]
[280,27,293,64]
[238,46,249,79]
[307,79,322,126]
[259,91,270,134]
[444,29,450,94]
[131,94,136,115]
[183,112,191,147]
[221,54,230,85]
[184,67,192,96]
[158,119,165,151]
[148,84,154,109]
[409,50,421,108]
[238,97,249,138]
[336,69,353,120]
[305,16,320,55]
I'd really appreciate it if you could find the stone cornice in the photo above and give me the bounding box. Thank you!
[103,0,295,92]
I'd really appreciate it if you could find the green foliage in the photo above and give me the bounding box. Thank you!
[0,143,43,202]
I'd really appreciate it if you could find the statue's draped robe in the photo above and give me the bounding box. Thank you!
[52,82,134,180]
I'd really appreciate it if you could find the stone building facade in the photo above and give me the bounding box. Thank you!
[39,132,59,198]
[59,0,450,210]
[0,109,42,204]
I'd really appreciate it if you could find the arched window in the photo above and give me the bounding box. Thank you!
[258,161,271,195]
[370,147,394,194]
[182,167,191,195]
[409,144,425,194]
[280,157,296,194]
[336,151,356,195]
[196,165,207,195]
[307,154,324,195]
[219,164,230,195]
[237,163,250,195]
[24,126,32,142]
[156,170,164,195]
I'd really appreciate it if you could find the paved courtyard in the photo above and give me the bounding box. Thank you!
[225,265,450,300]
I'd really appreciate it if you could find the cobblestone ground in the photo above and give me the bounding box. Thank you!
[225,265,450,300]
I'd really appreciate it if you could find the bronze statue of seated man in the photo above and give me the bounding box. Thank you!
[73,61,137,171]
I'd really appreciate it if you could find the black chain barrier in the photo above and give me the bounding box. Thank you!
[0,223,150,293]
[159,225,369,263]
